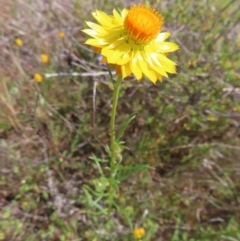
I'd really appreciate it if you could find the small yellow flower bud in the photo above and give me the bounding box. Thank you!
[40,54,49,63]
[133,228,145,239]
[34,73,43,83]
[15,38,23,47]
[58,31,65,38]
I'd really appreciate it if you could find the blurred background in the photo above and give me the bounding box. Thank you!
[0,0,240,240]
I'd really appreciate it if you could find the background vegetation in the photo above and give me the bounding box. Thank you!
[0,0,240,240]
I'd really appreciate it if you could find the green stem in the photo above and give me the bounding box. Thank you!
[108,74,122,214]
[110,74,122,171]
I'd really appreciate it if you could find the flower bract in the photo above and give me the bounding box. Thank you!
[82,4,179,83]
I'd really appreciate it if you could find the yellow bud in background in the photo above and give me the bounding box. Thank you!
[133,228,145,239]
[34,73,43,83]
[40,54,49,63]
[58,31,65,38]
[15,38,23,47]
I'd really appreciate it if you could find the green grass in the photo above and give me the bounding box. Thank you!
[0,0,240,240]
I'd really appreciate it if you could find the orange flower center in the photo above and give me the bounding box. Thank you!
[124,5,163,44]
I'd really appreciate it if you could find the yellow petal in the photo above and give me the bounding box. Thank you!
[146,54,169,78]
[107,50,124,63]
[113,9,122,22]
[85,22,107,34]
[82,29,99,38]
[101,47,112,55]
[103,38,125,50]
[85,38,106,47]
[158,53,177,66]
[121,9,128,18]
[130,61,142,80]
[155,55,176,73]
[155,42,179,52]
[93,10,115,27]
[117,52,131,65]
[137,56,157,83]
[121,64,131,78]
[156,32,171,42]
[155,73,163,82]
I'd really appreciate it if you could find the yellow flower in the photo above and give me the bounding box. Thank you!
[15,38,23,47]
[58,31,65,38]
[82,4,179,84]
[133,228,145,239]
[40,54,49,63]
[34,73,43,83]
